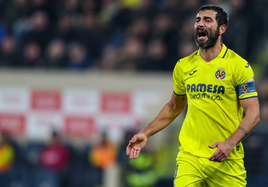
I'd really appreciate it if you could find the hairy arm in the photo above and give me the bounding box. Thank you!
[141,92,187,138]
[126,92,187,159]
[209,97,260,162]
[226,97,260,146]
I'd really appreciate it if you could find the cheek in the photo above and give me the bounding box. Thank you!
[207,24,213,29]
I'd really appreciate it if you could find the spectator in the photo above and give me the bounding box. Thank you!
[45,39,68,69]
[150,11,178,61]
[0,35,20,67]
[54,14,78,44]
[21,42,44,68]
[90,132,117,169]
[21,10,52,52]
[126,16,151,44]
[0,0,264,72]
[140,40,170,71]
[67,42,93,70]
[98,45,119,70]
[29,0,57,22]
[124,145,158,187]
[77,13,104,62]
[0,131,15,173]
[116,37,145,71]
[40,131,69,172]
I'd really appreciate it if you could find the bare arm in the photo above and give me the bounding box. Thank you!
[226,97,260,146]
[126,92,187,159]
[209,97,260,162]
[141,92,187,138]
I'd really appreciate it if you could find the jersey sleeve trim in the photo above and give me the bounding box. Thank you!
[222,48,228,58]
[239,96,258,100]
[173,91,186,96]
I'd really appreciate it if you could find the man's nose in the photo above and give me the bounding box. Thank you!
[196,20,204,28]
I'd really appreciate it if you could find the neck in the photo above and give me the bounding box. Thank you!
[199,40,222,62]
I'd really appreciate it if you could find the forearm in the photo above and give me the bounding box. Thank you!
[226,111,260,147]
[141,95,186,138]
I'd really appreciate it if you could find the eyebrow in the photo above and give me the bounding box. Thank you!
[204,16,213,20]
[195,16,213,21]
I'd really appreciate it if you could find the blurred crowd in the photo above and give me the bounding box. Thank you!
[1,0,268,120]
[0,0,267,71]
[0,130,178,187]
[1,126,268,187]
[0,130,103,187]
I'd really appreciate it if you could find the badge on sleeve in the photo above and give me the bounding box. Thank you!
[238,82,256,96]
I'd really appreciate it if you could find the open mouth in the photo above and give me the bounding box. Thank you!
[197,29,207,40]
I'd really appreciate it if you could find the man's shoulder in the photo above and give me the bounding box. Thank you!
[225,48,247,64]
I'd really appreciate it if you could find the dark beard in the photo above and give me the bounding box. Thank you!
[194,27,219,49]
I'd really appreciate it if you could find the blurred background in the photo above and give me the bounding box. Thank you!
[0,0,268,187]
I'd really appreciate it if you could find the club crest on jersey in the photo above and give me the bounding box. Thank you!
[215,68,226,80]
[241,85,248,93]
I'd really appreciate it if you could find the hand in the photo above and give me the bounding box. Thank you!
[126,133,148,159]
[208,141,234,162]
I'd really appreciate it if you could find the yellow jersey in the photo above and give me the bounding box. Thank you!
[173,44,258,159]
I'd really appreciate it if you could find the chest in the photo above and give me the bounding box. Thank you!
[183,60,236,98]
[185,60,233,84]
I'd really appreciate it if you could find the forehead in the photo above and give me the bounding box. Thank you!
[196,10,217,19]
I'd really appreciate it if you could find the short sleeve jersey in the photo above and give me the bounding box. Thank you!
[173,44,258,159]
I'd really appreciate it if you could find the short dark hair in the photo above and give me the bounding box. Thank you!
[197,5,229,28]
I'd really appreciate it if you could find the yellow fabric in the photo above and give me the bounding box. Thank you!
[174,151,247,187]
[173,44,258,159]
[119,0,142,9]
[126,170,158,187]
[0,144,14,172]
[129,153,153,169]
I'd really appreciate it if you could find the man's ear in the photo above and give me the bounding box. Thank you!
[219,24,227,35]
